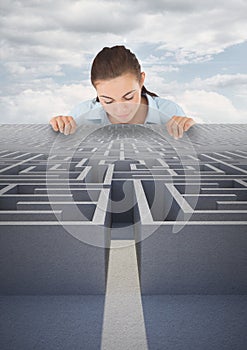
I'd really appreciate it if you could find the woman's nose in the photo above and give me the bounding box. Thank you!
[114,102,129,115]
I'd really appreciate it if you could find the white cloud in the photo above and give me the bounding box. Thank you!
[132,0,247,62]
[178,90,247,123]
[143,71,247,123]
[1,77,246,125]
[145,65,179,74]
[184,74,247,120]
[1,0,247,65]
[0,82,95,124]
[143,71,182,103]
[190,74,247,90]
[1,0,247,124]
[4,62,64,78]
[118,67,246,125]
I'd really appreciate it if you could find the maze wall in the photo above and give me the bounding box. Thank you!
[0,124,247,295]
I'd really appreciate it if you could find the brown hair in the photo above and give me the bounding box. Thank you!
[91,45,158,100]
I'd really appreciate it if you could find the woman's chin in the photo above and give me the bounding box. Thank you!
[114,116,134,123]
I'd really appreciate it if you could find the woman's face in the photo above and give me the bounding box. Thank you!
[95,72,145,123]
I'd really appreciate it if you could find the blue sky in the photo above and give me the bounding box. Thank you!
[0,0,247,123]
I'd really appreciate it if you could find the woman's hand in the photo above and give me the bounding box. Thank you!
[166,116,196,139]
[49,116,77,135]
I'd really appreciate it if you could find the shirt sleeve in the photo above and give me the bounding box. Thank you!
[156,97,186,123]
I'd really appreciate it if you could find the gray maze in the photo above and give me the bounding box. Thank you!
[0,123,247,295]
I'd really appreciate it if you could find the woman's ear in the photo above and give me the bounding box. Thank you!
[140,72,146,87]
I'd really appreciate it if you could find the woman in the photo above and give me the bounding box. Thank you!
[49,45,195,139]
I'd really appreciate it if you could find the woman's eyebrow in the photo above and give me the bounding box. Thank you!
[99,89,136,99]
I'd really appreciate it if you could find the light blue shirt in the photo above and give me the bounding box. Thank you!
[69,93,186,125]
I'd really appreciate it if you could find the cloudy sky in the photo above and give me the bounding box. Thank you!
[0,0,247,124]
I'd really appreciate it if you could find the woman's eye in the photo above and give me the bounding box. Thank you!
[103,95,134,104]
[125,96,134,101]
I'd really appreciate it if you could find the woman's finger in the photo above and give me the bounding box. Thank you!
[165,118,174,137]
[62,116,71,135]
[184,118,196,131]
[177,117,189,138]
[68,116,77,134]
[171,119,180,139]
[169,116,184,139]
[56,116,65,133]
[49,117,59,132]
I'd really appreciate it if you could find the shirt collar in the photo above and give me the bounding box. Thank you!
[143,94,161,124]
